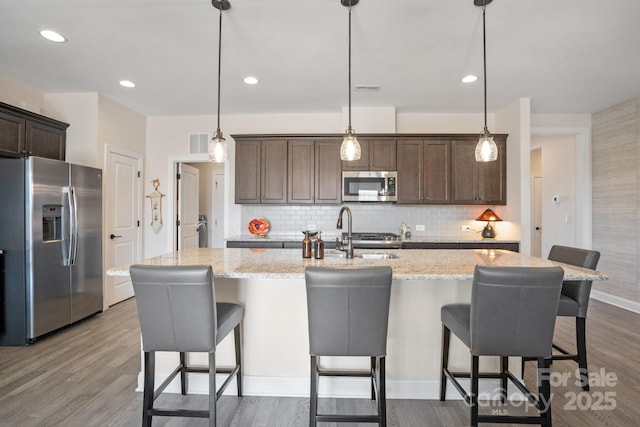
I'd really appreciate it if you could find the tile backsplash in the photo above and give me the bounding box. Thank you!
[241,204,495,238]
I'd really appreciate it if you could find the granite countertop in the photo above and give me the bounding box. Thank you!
[226,235,520,244]
[108,247,606,281]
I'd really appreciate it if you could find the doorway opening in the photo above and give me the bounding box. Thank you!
[174,160,225,250]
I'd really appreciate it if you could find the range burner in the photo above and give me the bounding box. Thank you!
[342,232,402,249]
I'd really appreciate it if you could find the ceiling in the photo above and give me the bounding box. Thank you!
[2,0,639,117]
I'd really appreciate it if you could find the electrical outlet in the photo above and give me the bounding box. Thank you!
[307,224,317,231]
[415,225,425,231]
[461,225,471,232]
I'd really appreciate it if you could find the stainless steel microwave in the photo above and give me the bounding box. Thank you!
[342,171,397,202]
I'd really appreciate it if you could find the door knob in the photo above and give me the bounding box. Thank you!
[535,227,541,231]
[110,234,123,239]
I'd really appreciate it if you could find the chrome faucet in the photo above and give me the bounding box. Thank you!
[336,206,355,258]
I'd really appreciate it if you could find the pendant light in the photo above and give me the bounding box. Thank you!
[209,0,231,163]
[474,0,498,162]
[340,0,361,161]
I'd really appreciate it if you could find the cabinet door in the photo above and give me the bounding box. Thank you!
[451,138,506,205]
[451,139,481,204]
[0,111,25,158]
[423,140,450,204]
[477,136,506,205]
[396,140,423,203]
[342,139,397,170]
[261,140,288,203]
[288,140,314,204]
[315,139,342,204]
[369,139,396,170]
[235,139,261,203]
[25,121,66,160]
[341,139,370,170]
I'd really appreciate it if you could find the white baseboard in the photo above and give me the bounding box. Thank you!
[591,290,640,314]
[137,372,523,401]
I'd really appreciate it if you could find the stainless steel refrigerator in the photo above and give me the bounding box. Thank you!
[0,157,103,345]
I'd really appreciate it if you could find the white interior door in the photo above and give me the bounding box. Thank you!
[213,172,225,248]
[105,147,141,307]
[177,163,199,250]
[532,176,543,257]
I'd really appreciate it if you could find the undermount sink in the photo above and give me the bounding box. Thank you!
[322,252,398,259]
[355,252,398,259]
[324,251,346,258]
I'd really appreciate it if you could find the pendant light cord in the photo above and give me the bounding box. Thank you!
[482,1,488,134]
[216,5,223,134]
[348,2,352,130]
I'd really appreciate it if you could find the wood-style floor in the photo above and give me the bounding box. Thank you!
[0,298,638,426]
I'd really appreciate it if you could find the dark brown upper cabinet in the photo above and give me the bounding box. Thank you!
[287,138,342,204]
[234,133,506,206]
[342,138,396,171]
[397,139,451,204]
[0,101,68,160]
[451,135,507,205]
[235,139,287,204]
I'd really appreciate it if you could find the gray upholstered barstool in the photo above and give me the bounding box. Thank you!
[524,245,600,391]
[130,265,243,427]
[440,266,564,427]
[305,266,393,427]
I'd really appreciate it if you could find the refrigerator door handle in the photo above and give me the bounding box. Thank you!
[71,186,79,266]
[63,186,73,267]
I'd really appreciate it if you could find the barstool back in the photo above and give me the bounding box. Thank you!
[131,265,217,352]
[470,265,564,357]
[306,266,392,357]
[548,245,600,317]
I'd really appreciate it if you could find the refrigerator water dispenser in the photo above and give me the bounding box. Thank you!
[42,205,63,242]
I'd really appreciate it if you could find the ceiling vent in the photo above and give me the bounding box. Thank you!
[354,85,381,92]
[189,133,210,154]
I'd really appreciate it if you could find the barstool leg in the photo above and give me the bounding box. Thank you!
[309,356,319,427]
[500,356,508,403]
[234,324,243,397]
[180,352,188,395]
[537,357,553,427]
[470,355,479,427]
[209,352,217,427]
[378,357,387,427]
[440,325,451,401]
[576,317,589,391]
[371,356,376,401]
[142,352,155,427]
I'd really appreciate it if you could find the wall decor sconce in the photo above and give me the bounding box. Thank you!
[147,178,165,233]
[475,208,502,238]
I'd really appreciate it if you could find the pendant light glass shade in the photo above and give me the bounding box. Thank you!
[341,126,361,161]
[209,129,228,163]
[209,0,230,163]
[474,0,498,163]
[340,0,361,161]
[475,129,498,162]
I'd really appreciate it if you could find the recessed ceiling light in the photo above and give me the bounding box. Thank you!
[119,80,136,88]
[462,75,478,83]
[40,30,66,43]
[243,76,259,85]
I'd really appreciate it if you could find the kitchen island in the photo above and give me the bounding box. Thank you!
[108,247,606,399]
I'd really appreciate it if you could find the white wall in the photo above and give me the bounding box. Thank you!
[44,93,99,168]
[531,135,579,257]
[0,75,45,115]
[145,112,343,256]
[495,99,530,254]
